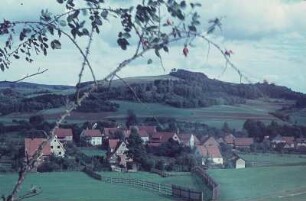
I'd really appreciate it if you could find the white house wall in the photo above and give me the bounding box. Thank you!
[90,137,102,146]
[50,137,65,157]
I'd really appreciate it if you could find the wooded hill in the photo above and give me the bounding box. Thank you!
[0,69,305,115]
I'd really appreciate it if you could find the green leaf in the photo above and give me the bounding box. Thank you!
[101,10,108,19]
[0,63,4,71]
[147,59,153,64]
[122,32,131,39]
[59,20,67,27]
[57,0,64,3]
[13,54,20,59]
[155,48,161,58]
[188,25,197,32]
[51,40,61,49]
[163,46,169,53]
[82,28,89,36]
[180,1,187,9]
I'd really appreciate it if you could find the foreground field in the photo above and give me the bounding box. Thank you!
[208,166,306,201]
[0,171,200,201]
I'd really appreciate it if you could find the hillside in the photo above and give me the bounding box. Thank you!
[0,69,305,128]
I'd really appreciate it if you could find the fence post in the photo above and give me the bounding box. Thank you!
[158,183,161,193]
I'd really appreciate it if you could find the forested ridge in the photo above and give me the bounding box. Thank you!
[0,69,305,114]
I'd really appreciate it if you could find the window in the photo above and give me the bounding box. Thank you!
[51,146,53,149]
[57,146,60,149]
[59,152,61,155]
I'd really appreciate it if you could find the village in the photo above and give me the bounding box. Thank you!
[24,123,306,173]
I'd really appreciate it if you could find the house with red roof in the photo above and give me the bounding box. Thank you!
[107,139,132,170]
[25,138,51,160]
[25,136,65,161]
[296,137,306,150]
[103,127,130,140]
[177,133,199,148]
[148,132,180,147]
[195,145,223,165]
[224,134,235,147]
[194,136,223,165]
[271,135,295,149]
[54,128,73,142]
[136,126,156,135]
[81,129,103,146]
[234,137,254,149]
[203,137,220,147]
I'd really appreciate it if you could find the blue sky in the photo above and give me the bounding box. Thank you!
[0,0,305,93]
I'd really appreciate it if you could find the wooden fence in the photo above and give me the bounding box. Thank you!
[192,166,220,201]
[83,167,203,201]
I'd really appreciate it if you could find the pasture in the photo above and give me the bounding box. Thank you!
[0,171,200,201]
[208,166,306,201]
[0,98,288,130]
[239,153,306,167]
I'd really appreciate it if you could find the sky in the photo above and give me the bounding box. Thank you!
[0,0,305,93]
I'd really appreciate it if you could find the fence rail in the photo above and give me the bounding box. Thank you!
[192,166,220,201]
[83,167,203,201]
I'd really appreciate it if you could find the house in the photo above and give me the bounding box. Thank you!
[235,157,246,169]
[25,136,65,159]
[178,133,200,148]
[81,129,103,146]
[103,127,130,140]
[54,128,73,142]
[234,138,254,149]
[108,139,120,152]
[271,135,295,149]
[203,137,220,148]
[107,140,132,170]
[296,138,306,149]
[137,126,157,134]
[195,145,223,165]
[25,138,51,160]
[148,132,180,147]
[282,137,295,149]
[50,136,66,157]
[137,129,150,144]
[224,134,235,147]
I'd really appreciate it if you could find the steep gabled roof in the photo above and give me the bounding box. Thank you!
[224,134,235,144]
[103,127,120,136]
[296,138,306,143]
[54,128,73,138]
[137,126,156,134]
[234,138,254,146]
[109,139,120,151]
[150,132,178,143]
[25,138,51,158]
[203,137,219,147]
[82,129,102,137]
[178,133,192,143]
[138,129,149,138]
[282,136,295,144]
[196,145,222,158]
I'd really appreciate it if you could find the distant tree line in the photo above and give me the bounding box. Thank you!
[243,119,306,142]
[81,69,306,109]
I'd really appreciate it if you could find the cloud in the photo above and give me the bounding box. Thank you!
[0,0,305,94]
[202,0,306,41]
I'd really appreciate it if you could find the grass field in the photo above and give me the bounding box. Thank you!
[0,171,200,201]
[80,148,107,157]
[208,166,306,201]
[239,153,306,167]
[0,99,289,130]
